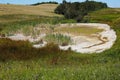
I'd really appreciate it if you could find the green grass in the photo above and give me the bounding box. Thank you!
[0,60,119,80]
[0,8,120,80]
[44,34,72,45]
[0,14,76,34]
[55,26,103,35]
[83,8,120,24]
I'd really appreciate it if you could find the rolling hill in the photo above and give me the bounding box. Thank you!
[0,4,61,17]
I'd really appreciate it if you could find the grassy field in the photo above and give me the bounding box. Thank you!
[0,4,120,80]
[0,4,61,17]
[0,3,64,34]
[84,8,120,25]
[0,15,76,34]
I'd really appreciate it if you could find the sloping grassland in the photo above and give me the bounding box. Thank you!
[0,4,61,17]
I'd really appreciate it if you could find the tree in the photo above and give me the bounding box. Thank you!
[55,1,108,22]
[62,0,67,4]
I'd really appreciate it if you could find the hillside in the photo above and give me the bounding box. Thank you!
[84,8,120,25]
[0,4,61,17]
[0,3,120,80]
[0,4,65,33]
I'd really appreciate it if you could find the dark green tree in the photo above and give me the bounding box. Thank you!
[55,1,108,22]
[63,0,67,4]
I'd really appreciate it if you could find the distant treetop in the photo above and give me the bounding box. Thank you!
[31,1,58,6]
[62,0,67,4]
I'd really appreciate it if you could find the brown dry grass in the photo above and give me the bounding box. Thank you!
[0,4,62,17]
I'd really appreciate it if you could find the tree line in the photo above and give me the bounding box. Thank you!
[31,1,58,6]
[54,0,108,22]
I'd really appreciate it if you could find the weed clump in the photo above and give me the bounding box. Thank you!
[44,34,72,46]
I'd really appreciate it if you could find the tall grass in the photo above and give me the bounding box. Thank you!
[44,33,72,45]
[0,38,62,61]
[0,14,76,35]
[0,60,119,80]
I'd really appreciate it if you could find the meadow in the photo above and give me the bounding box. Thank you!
[0,4,120,80]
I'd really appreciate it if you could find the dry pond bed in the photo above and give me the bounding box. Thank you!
[1,23,117,53]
